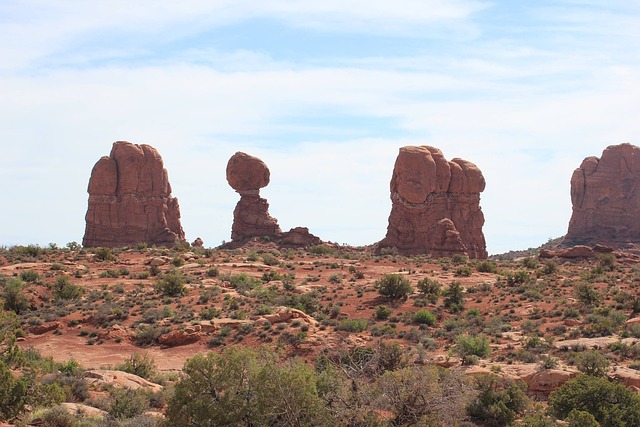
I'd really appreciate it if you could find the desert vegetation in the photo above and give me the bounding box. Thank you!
[2,242,640,425]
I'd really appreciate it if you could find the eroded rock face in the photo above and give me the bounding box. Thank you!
[563,143,640,248]
[83,141,185,248]
[379,146,487,258]
[226,152,282,241]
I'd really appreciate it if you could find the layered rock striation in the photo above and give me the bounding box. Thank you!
[225,152,321,247]
[563,143,640,248]
[83,141,185,248]
[379,146,487,258]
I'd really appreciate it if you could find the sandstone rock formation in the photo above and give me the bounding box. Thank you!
[227,152,282,242]
[563,143,640,248]
[379,146,487,258]
[225,152,321,247]
[83,141,185,248]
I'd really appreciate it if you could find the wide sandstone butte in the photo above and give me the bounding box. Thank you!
[83,141,185,248]
[378,146,487,258]
[225,152,321,247]
[563,143,640,248]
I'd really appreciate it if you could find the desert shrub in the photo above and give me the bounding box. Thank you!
[166,347,327,426]
[2,278,29,314]
[110,387,149,419]
[451,254,468,265]
[416,278,441,303]
[375,365,471,426]
[279,293,320,315]
[574,282,601,306]
[337,318,368,333]
[598,253,616,271]
[522,257,538,269]
[155,272,186,297]
[33,405,77,427]
[374,274,413,300]
[0,359,29,420]
[19,270,40,283]
[565,409,599,427]
[443,281,465,312]
[455,334,491,365]
[413,309,436,326]
[467,374,529,427]
[224,273,260,294]
[541,260,558,275]
[374,305,392,321]
[94,247,115,261]
[199,307,220,320]
[507,270,530,285]
[115,352,157,380]
[575,349,609,377]
[309,244,336,255]
[262,253,280,266]
[134,325,165,346]
[477,260,498,273]
[52,276,83,300]
[454,265,474,277]
[549,374,640,426]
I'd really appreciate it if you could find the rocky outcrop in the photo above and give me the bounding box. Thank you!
[83,141,185,248]
[227,152,282,242]
[379,146,487,258]
[225,152,322,248]
[563,143,640,248]
[84,370,163,392]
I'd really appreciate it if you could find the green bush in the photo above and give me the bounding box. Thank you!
[477,260,498,273]
[2,278,29,314]
[115,352,157,380]
[575,350,609,377]
[262,253,280,266]
[19,270,40,283]
[455,334,491,365]
[507,270,530,285]
[52,276,83,300]
[374,305,392,321]
[0,359,29,420]
[155,272,186,297]
[549,374,640,426]
[443,281,465,312]
[574,282,601,306]
[337,318,368,333]
[413,309,436,326]
[467,374,529,427]
[94,247,115,261]
[416,278,441,303]
[374,274,413,301]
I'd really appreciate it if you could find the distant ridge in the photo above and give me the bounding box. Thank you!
[490,236,563,261]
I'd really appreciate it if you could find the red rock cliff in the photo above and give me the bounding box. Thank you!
[563,143,640,247]
[83,141,185,248]
[379,146,487,258]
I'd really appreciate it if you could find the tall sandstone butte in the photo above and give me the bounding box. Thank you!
[379,146,487,258]
[83,141,185,248]
[563,143,640,248]
[225,152,321,247]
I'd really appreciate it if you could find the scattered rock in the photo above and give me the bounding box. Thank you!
[563,143,640,248]
[378,146,487,258]
[524,369,578,395]
[30,322,61,335]
[83,141,185,248]
[262,307,317,325]
[158,330,200,347]
[84,370,163,392]
[59,403,107,418]
[191,237,204,247]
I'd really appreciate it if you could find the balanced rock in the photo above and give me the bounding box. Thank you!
[227,152,282,242]
[379,146,487,258]
[83,141,185,248]
[563,143,640,248]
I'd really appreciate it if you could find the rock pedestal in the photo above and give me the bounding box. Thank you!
[379,146,487,258]
[225,152,321,247]
[83,141,185,248]
[563,143,640,247]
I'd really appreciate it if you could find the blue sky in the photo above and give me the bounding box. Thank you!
[1,0,639,254]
